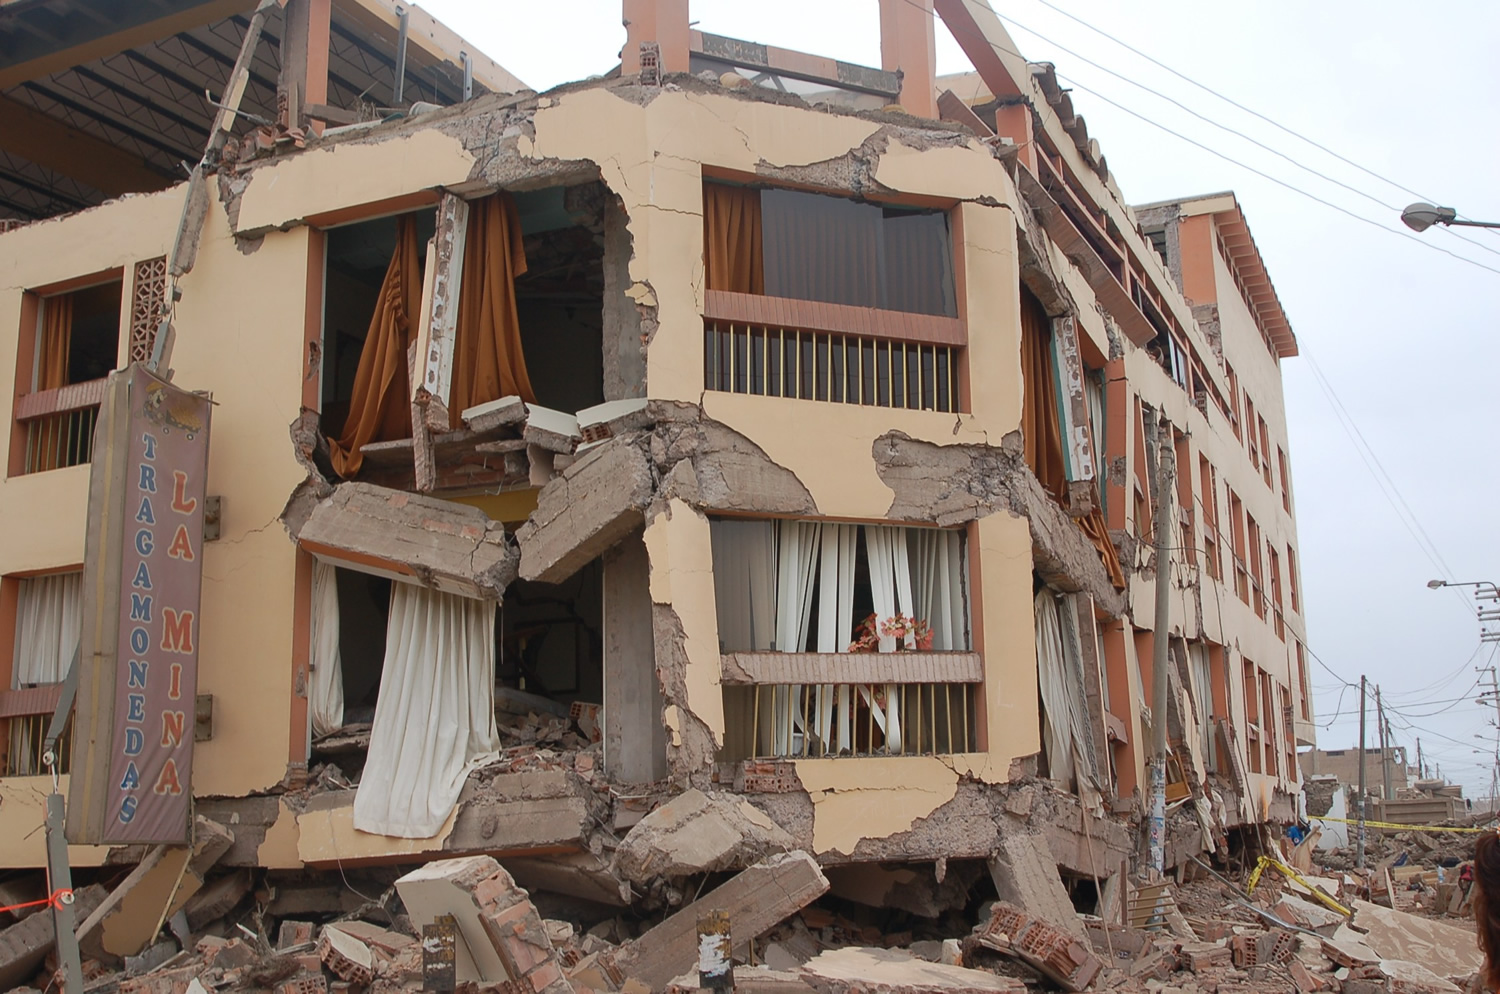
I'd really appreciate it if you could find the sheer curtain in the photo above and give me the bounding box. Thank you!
[864,525,916,751]
[308,561,345,738]
[10,572,81,774]
[814,525,857,753]
[1034,590,1075,787]
[353,584,499,837]
[909,529,967,651]
[13,572,81,685]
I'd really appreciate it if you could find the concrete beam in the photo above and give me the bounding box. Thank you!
[516,439,654,584]
[880,0,938,118]
[292,482,518,599]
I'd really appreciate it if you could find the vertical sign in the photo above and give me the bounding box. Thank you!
[68,364,211,845]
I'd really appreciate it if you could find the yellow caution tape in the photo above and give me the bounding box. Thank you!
[1247,855,1352,917]
[1310,816,1489,834]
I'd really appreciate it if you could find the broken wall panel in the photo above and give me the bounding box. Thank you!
[291,482,518,599]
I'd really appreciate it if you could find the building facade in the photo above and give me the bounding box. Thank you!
[0,0,1312,921]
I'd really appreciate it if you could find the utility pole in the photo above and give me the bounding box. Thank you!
[1143,413,1174,877]
[1376,686,1393,802]
[1416,738,1424,780]
[1356,675,1368,870]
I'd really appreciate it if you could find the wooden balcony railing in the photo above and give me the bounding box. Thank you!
[703,290,962,414]
[14,377,107,475]
[1,683,69,776]
[722,651,982,758]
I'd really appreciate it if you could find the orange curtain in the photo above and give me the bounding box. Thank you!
[1080,505,1126,589]
[449,192,535,424]
[703,183,764,294]
[39,294,72,391]
[329,215,423,478]
[1019,288,1066,500]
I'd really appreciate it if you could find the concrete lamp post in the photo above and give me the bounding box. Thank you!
[1401,203,1500,232]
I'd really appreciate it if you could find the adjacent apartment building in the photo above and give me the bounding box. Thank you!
[0,0,1313,927]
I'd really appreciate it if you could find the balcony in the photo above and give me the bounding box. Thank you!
[1,683,70,776]
[721,650,982,759]
[703,290,961,413]
[14,377,105,475]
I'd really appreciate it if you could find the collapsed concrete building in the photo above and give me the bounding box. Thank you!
[0,0,1317,981]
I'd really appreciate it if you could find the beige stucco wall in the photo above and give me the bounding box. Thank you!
[0,182,307,866]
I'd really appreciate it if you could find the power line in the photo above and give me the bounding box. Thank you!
[994,7,1500,261]
[906,0,1500,276]
[1025,0,1500,234]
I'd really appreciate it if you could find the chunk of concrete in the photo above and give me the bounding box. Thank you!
[613,851,829,992]
[394,855,573,993]
[1374,959,1461,994]
[987,832,1083,938]
[1349,899,1482,978]
[296,482,518,598]
[800,947,1027,993]
[318,925,375,985]
[613,789,795,884]
[517,440,654,584]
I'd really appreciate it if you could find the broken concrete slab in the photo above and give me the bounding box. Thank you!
[0,884,106,990]
[612,851,829,992]
[318,925,374,985]
[1349,899,1482,979]
[972,902,1102,993]
[462,396,528,433]
[181,869,252,930]
[986,832,1084,938]
[800,947,1027,994]
[523,404,582,454]
[394,855,573,993]
[613,789,795,884]
[293,482,518,598]
[1374,958,1462,994]
[86,817,235,959]
[517,439,654,584]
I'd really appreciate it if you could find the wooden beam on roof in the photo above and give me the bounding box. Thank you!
[932,0,1024,99]
[334,0,527,96]
[0,0,254,90]
[0,92,170,196]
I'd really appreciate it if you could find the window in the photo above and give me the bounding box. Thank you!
[702,182,960,412]
[705,182,956,317]
[4,571,82,776]
[1244,394,1259,468]
[1198,456,1220,581]
[1268,545,1284,639]
[1295,643,1311,720]
[710,518,975,758]
[1260,669,1277,775]
[1243,658,1261,774]
[15,278,122,475]
[1246,515,1265,618]
[1258,417,1273,486]
[1287,545,1300,613]
[1229,491,1248,603]
[1225,363,1241,440]
[1277,446,1292,512]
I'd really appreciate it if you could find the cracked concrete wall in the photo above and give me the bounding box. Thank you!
[642,498,725,785]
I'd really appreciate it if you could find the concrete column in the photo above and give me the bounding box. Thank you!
[879,0,937,119]
[603,531,666,782]
[622,0,690,76]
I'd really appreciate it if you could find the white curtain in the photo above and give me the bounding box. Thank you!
[772,522,823,755]
[309,561,345,738]
[1057,594,1103,814]
[12,572,81,686]
[864,525,916,751]
[353,584,500,838]
[814,525,857,753]
[1034,590,1075,787]
[710,520,778,653]
[909,529,967,651]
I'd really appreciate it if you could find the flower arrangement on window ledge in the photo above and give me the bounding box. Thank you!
[847,612,934,652]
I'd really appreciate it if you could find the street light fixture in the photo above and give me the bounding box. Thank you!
[1401,203,1500,232]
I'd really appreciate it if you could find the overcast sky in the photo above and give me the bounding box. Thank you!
[424,0,1500,796]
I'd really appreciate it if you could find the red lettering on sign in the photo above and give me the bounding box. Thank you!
[171,471,198,514]
[160,609,194,654]
[161,711,186,748]
[153,759,183,795]
[166,524,195,561]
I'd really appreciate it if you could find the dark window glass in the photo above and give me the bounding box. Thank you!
[759,188,955,317]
